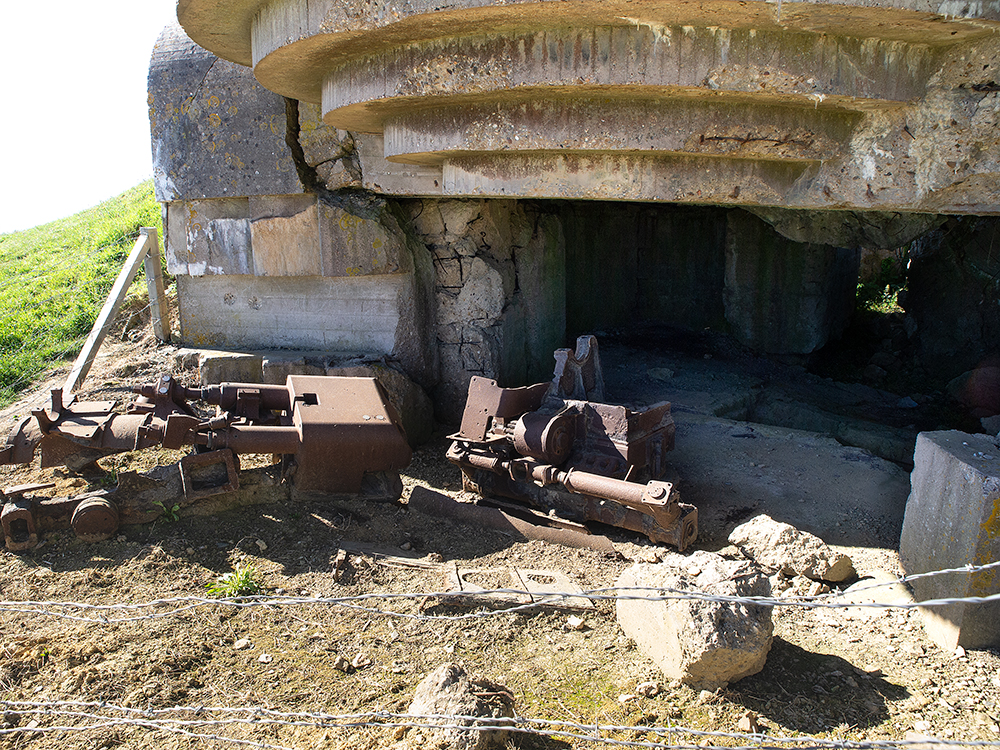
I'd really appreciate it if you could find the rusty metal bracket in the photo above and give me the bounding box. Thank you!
[179,449,240,501]
[2,500,37,551]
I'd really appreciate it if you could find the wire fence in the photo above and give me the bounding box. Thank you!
[1,701,996,749]
[0,559,996,747]
[0,559,996,624]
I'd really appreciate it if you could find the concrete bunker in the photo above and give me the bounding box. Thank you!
[152,1,1000,434]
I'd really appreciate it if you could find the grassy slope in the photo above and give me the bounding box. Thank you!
[0,181,163,407]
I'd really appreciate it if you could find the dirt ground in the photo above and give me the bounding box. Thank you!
[0,330,998,749]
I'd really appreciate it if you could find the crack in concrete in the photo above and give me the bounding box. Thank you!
[283,97,379,219]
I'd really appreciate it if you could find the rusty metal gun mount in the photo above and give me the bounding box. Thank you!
[447,337,697,550]
[0,374,412,550]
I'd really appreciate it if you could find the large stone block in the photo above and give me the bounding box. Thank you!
[900,431,1000,651]
[250,195,321,276]
[178,274,413,363]
[319,203,411,277]
[165,198,252,276]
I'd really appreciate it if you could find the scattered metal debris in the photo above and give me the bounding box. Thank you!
[0,374,411,550]
[447,336,697,549]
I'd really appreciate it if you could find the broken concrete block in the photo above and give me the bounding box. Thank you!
[616,551,773,690]
[327,359,435,446]
[198,350,264,385]
[900,431,1000,651]
[250,195,322,277]
[407,663,514,750]
[728,514,856,582]
[261,356,325,385]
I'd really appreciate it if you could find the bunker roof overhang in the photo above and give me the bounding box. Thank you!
[177,0,1000,212]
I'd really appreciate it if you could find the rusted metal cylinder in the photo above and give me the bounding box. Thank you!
[100,414,160,451]
[71,496,120,543]
[1,499,38,551]
[200,383,292,413]
[551,468,648,505]
[210,425,301,454]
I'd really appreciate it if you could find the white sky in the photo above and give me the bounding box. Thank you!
[0,1,180,234]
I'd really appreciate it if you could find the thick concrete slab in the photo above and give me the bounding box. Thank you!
[899,431,1000,650]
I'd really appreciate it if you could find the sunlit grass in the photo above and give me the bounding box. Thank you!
[0,181,163,407]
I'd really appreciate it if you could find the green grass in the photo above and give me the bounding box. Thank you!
[0,181,163,408]
[857,252,908,316]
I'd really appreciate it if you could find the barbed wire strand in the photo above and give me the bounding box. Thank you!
[0,559,997,624]
[1,703,994,749]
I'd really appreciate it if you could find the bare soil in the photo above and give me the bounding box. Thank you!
[0,331,998,749]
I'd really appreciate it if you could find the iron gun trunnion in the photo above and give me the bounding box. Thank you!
[447,337,698,550]
[0,374,411,550]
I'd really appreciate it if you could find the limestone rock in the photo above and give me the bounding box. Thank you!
[616,552,773,690]
[407,663,514,750]
[728,514,856,582]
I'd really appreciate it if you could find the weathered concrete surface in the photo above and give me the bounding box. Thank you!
[600,338,913,548]
[177,0,1000,213]
[899,431,1000,651]
[616,552,773,690]
[725,212,858,354]
[148,24,302,202]
[176,272,435,384]
[405,198,565,421]
[905,218,1000,384]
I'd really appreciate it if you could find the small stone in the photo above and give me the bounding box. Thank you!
[697,690,716,705]
[186,547,195,555]
[914,720,932,732]
[954,646,967,659]
[233,639,252,650]
[333,654,351,672]
[565,615,587,631]
[255,539,267,552]
[636,681,661,698]
[407,664,514,750]
[737,712,759,733]
[351,653,373,669]
[258,653,273,663]
[400,541,413,551]
[618,694,637,703]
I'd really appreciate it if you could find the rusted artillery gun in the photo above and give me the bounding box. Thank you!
[0,374,411,550]
[447,337,698,550]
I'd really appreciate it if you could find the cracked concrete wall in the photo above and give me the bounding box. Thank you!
[401,198,565,422]
[149,23,436,387]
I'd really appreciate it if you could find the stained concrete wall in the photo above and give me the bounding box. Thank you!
[403,198,566,420]
[725,212,860,354]
[150,23,437,387]
[561,204,729,336]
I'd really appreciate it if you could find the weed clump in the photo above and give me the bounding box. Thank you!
[206,564,261,598]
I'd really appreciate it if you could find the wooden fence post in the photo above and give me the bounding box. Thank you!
[141,227,171,344]
[63,228,168,396]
